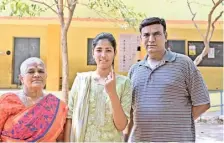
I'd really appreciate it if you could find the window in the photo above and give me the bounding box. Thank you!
[87,38,96,65]
[166,40,185,54]
[188,41,223,67]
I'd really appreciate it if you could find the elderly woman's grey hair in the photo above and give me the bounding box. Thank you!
[20,57,45,76]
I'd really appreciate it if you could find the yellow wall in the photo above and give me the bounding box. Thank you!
[67,26,223,90]
[46,25,60,90]
[0,22,223,90]
[0,24,47,88]
[66,27,136,86]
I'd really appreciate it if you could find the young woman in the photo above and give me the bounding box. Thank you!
[64,32,132,142]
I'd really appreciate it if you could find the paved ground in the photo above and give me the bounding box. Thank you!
[0,89,223,142]
[196,123,224,142]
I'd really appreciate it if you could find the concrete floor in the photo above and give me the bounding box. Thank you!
[196,123,224,142]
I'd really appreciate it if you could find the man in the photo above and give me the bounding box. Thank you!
[126,17,210,142]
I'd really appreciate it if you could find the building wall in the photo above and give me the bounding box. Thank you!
[0,24,47,88]
[0,22,223,90]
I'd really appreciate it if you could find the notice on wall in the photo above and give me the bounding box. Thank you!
[208,48,215,58]
[189,45,196,56]
[119,34,140,72]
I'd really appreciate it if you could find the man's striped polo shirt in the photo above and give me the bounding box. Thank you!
[128,50,210,142]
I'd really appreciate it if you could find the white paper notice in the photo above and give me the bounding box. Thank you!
[118,34,140,72]
[189,45,196,56]
[208,48,215,58]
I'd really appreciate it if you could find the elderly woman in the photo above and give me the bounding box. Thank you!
[0,57,67,142]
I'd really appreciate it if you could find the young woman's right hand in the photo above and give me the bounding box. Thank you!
[104,69,117,96]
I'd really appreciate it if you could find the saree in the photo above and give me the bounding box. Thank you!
[0,92,67,142]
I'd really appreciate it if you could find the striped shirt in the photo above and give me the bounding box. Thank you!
[128,50,210,142]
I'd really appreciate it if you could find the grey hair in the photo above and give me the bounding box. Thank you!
[20,57,45,75]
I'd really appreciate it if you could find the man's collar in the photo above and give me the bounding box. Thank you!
[139,50,177,67]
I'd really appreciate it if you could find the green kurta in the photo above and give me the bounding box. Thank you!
[67,71,132,142]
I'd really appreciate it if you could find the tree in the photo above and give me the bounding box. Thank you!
[0,0,146,102]
[187,0,223,66]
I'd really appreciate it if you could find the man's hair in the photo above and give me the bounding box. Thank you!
[139,17,166,33]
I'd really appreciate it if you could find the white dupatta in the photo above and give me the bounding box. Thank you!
[70,72,92,142]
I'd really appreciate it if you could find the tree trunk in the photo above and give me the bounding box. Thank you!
[61,27,69,103]
[194,40,210,66]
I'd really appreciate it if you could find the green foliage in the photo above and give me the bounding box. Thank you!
[0,0,146,29]
[87,0,146,29]
[0,0,45,17]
